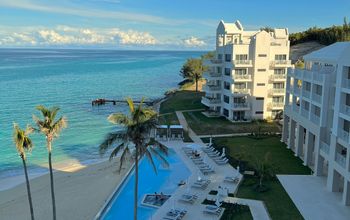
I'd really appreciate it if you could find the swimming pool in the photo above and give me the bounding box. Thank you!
[101,149,191,220]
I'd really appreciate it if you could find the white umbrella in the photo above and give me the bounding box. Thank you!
[209,137,212,146]
[197,172,202,181]
[215,195,222,207]
[221,148,226,157]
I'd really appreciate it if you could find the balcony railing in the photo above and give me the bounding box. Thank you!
[339,129,350,143]
[210,59,223,64]
[233,103,250,109]
[233,88,250,94]
[270,74,286,81]
[202,97,221,105]
[310,113,320,125]
[342,79,350,88]
[232,60,252,65]
[312,93,322,103]
[204,71,222,78]
[269,88,285,95]
[341,104,350,115]
[270,60,291,67]
[320,141,330,154]
[303,90,311,98]
[301,109,309,118]
[335,152,346,168]
[234,74,252,80]
[205,85,221,91]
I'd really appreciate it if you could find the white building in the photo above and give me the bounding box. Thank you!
[202,20,291,121]
[282,42,350,206]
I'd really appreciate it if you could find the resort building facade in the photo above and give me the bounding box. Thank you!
[282,42,350,206]
[202,20,291,121]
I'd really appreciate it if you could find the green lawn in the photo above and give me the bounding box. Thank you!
[158,90,204,125]
[183,111,281,135]
[208,136,311,220]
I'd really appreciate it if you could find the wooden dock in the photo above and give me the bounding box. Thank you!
[91,98,154,106]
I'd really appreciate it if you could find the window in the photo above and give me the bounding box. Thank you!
[234,83,246,89]
[275,54,287,60]
[257,83,265,86]
[235,69,247,75]
[234,97,246,103]
[347,67,350,79]
[258,54,267,57]
[302,100,310,110]
[225,54,232,62]
[343,120,350,132]
[346,94,350,106]
[223,95,230,103]
[224,68,231,76]
[256,97,264,100]
[257,69,266,72]
[218,54,223,60]
[313,105,321,117]
[274,68,286,75]
[235,54,248,60]
[273,96,284,103]
[223,108,229,117]
[224,81,231,90]
[304,81,311,91]
[217,67,222,74]
[255,111,264,114]
[314,84,322,95]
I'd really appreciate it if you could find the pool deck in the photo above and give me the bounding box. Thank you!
[151,111,271,220]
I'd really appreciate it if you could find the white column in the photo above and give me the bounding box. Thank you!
[288,120,295,150]
[295,124,304,157]
[313,137,323,176]
[343,180,350,206]
[281,115,289,143]
[304,131,312,166]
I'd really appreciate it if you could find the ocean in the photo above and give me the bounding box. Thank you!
[0,49,205,188]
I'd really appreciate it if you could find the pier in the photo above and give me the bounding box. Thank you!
[91,98,155,106]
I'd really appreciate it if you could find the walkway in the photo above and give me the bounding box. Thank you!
[151,111,271,220]
[278,175,350,220]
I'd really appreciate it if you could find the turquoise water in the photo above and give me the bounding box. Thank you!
[0,49,204,182]
[102,149,191,220]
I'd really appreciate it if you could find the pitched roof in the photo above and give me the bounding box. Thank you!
[304,42,350,64]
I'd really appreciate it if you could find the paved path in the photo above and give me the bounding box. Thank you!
[152,111,271,220]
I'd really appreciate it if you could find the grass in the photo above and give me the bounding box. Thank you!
[208,136,311,220]
[158,90,204,125]
[183,111,281,135]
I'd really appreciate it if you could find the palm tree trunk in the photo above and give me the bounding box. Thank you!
[195,75,198,92]
[22,157,35,220]
[133,147,139,220]
[48,147,57,220]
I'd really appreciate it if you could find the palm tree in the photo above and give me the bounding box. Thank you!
[253,152,276,192]
[13,123,35,220]
[99,98,168,220]
[32,106,67,220]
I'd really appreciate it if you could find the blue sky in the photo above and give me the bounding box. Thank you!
[0,0,349,50]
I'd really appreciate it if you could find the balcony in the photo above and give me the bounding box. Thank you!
[320,141,330,154]
[234,74,252,81]
[269,74,286,81]
[201,97,221,106]
[268,88,285,96]
[301,108,309,118]
[270,60,291,68]
[343,79,350,90]
[268,102,284,110]
[233,88,251,95]
[204,84,221,91]
[312,93,322,103]
[288,68,327,84]
[341,104,350,116]
[205,59,223,66]
[302,90,311,99]
[232,60,253,67]
[339,129,350,143]
[203,71,222,79]
[335,152,346,168]
[310,113,320,125]
[233,102,250,110]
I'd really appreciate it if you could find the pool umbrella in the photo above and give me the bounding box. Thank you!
[209,137,212,146]
[215,195,222,207]
[221,148,226,157]
[197,172,202,181]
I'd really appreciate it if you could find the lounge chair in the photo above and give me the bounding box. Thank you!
[203,205,222,216]
[178,194,198,204]
[216,159,229,165]
[207,151,220,157]
[224,176,240,183]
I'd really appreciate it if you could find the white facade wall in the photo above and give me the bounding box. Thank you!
[202,20,291,121]
[282,42,350,206]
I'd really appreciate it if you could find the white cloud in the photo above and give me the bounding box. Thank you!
[0,26,158,46]
[183,36,206,47]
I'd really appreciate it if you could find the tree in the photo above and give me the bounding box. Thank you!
[253,152,276,192]
[201,51,215,60]
[260,26,274,33]
[33,106,67,220]
[180,58,206,92]
[99,98,168,220]
[13,123,35,220]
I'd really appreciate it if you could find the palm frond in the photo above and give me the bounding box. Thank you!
[99,131,126,155]
[109,143,125,160]
[108,113,130,126]
[118,147,131,172]
[148,147,169,168]
[13,123,33,160]
[126,98,135,114]
[144,149,158,174]
[52,116,67,137]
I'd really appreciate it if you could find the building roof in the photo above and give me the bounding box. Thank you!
[304,42,350,64]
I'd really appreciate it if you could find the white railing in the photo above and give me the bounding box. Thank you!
[313,74,325,83]
[303,90,311,98]
[304,73,312,81]
[210,59,222,64]
[233,60,252,65]
[206,85,221,91]
[233,88,251,94]
[339,129,350,143]
[343,79,350,89]
[301,109,309,118]
[310,113,320,125]
[271,60,291,66]
[206,72,222,78]
[269,88,285,95]
[320,141,330,154]
[234,74,252,80]
[202,97,221,105]
[335,152,346,168]
[341,104,350,115]
[312,93,322,103]
[233,103,250,109]
[270,74,286,81]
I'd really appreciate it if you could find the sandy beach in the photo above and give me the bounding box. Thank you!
[0,159,132,220]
